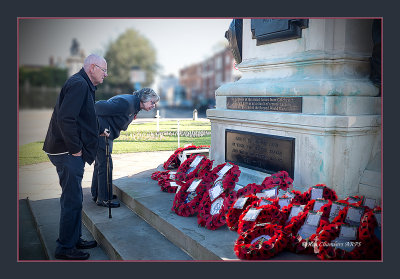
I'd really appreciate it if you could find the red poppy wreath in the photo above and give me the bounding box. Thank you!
[197,162,241,230]
[237,203,285,235]
[174,155,213,182]
[226,194,260,232]
[283,211,322,254]
[171,177,212,217]
[301,184,338,203]
[151,170,170,181]
[234,223,288,260]
[312,222,368,260]
[162,145,210,170]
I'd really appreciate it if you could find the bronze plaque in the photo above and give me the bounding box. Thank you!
[225,129,295,178]
[251,19,309,45]
[227,96,302,113]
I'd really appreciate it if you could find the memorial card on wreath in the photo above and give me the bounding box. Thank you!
[363,197,377,209]
[216,163,233,179]
[297,211,321,240]
[168,172,176,180]
[243,208,262,221]
[209,180,224,201]
[329,202,347,222]
[313,199,328,211]
[287,205,303,223]
[259,198,273,206]
[263,186,278,198]
[190,155,204,167]
[345,206,364,226]
[187,179,201,192]
[331,224,358,252]
[310,186,324,200]
[278,197,291,208]
[233,197,249,209]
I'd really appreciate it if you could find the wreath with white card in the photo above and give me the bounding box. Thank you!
[157,155,212,193]
[313,222,366,260]
[234,223,288,260]
[162,145,210,170]
[226,194,260,232]
[172,177,211,217]
[237,203,285,235]
[196,162,241,230]
[284,211,322,254]
[174,155,213,182]
[301,184,338,204]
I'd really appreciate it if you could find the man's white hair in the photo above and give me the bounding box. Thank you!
[83,54,106,71]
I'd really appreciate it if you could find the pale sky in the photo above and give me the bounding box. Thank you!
[18,18,233,76]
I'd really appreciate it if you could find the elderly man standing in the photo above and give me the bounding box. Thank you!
[43,54,109,260]
[91,88,160,207]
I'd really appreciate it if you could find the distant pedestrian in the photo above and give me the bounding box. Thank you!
[91,88,160,207]
[43,54,109,260]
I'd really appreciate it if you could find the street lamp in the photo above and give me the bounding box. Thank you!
[130,66,146,91]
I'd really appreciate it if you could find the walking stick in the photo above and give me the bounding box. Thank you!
[105,134,112,218]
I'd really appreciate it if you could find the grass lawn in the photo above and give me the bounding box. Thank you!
[19,120,211,166]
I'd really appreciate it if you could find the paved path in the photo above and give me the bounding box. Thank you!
[18,151,173,260]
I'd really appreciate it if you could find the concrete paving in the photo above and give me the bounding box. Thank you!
[19,148,319,261]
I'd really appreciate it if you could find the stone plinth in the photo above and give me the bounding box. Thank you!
[207,19,381,201]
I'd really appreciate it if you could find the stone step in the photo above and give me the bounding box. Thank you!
[111,167,318,261]
[27,197,109,260]
[81,188,193,261]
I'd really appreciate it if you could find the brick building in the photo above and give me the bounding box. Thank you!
[179,47,241,110]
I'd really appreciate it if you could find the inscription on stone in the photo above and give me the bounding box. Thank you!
[227,97,302,113]
[225,130,295,178]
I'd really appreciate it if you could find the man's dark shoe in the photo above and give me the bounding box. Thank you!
[76,238,97,249]
[55,248,90,260]
[96,200,120,208]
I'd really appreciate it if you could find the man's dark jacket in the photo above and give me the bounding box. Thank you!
[43,68,99,164]
[95,93,141,141]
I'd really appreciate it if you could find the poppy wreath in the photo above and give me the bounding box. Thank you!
[301,184,338,203]
[283,211,319,254]
[158,177,179,193]
[357,209,381,260]
[280,203,306,225]
[197,188,237,230]
[312,222,367,260]
[235,183,263,198]
[237,204,285,235]
[174,155,213,182]
[196,162,241,230]
[302,199,335,233]
[151,170,173,181]
[330,206,350,224]
[234,223,288,260]
[303,199,333,218]
[208,162,241,187]
[253,171,294,193]
[162,145,210,170]
[286,189,305,204]
[171,177,212,217]
[226,194,260,232]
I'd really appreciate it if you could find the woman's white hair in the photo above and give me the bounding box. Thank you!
[83,54,106,71]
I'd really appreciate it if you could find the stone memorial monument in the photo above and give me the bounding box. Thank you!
[208,19,381,201]
[65,38,86,77]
